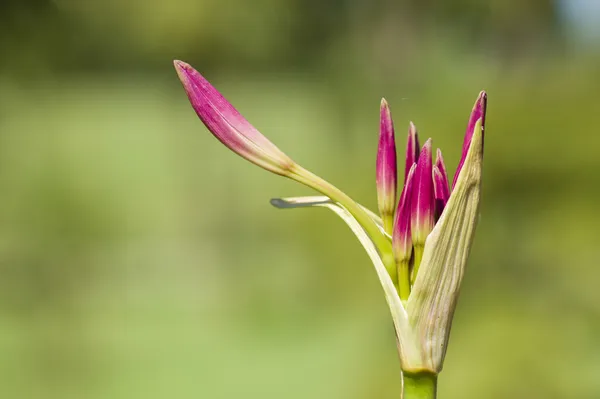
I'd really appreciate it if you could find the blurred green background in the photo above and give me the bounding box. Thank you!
[1,0,599,398]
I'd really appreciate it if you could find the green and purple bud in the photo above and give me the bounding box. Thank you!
[174,60,398,279]
[174,60,294,176]
[392,163,416,300]
[405,122,420,181]
[409,139,435,282]
[453,91,487,188]
[376,98,398,235]
[410,139,435,246]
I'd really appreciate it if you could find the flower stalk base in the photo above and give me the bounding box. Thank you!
[402,372,437,399]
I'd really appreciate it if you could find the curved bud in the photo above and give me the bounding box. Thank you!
[174,60,294,175]
[453,91,487,188]
[376,98,398,235]
[405,122,420,181]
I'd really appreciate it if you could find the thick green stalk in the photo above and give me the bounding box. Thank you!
[289,165,397,283]
[402,372,437,399]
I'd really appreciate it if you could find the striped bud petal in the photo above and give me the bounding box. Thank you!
[410,139,435,246]
[452,91,487,188]
[392,164,416,262]
[405,122,420,182]
[433,165,450,218]
[174,60,294,176]
[376,98,398,235]
[393,163,416,301]
[435,149,449,194]
[410,139,434,284]
[433,148,450,218]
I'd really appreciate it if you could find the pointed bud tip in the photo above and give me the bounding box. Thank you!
[422,138,432,151]
[173,60,190,77]
[472,91,487,131]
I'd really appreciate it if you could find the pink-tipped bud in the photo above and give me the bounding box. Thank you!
[410,139,435,245]
[405,122,420,182]
[433,149,450,217]
[376,98,398,234]
[453,91,487,188]
[392,164,416,262]
[174,60,294,176]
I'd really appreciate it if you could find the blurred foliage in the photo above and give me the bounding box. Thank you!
[1,0,600,398]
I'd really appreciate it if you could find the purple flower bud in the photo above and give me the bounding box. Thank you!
[405,122,420,182]
[174,60,294,175]
[452,91,487,188]
[433,149,450,217]
[435,149,449,191]
[411,139,435,246]
[433,165,449,218]
[392,164,416,262]
[376,98,398,234]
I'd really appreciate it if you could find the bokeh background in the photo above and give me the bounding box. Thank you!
[1,0,599,398]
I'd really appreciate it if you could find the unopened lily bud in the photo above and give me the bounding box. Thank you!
[435,149,449,192]
[453,91,487,187]
[433,166,450,217]
[411,139,435,246]
[433,149,450,217]
[410,139,434,282]
[173,60,294,176]
[405,122,420,181]
[376,98,398,235]
[392,163,416,300]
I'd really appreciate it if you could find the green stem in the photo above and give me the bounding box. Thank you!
[402,372,437,399]
[398,259,411,301]
[290,165,397,283]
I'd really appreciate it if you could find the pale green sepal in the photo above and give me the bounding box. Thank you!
[271,196,421,367]
[407,119,483,373]
[270,196,387,237]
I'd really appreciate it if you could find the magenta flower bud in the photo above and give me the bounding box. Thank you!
[433,165,449,218]
[173,60,294,176]
[452,91,487,188]
[433,149,450,216]
[376,98,398,235]
[435,149,449,191]
[410,139,435,246]
[405,122,420,181]
[392,164,416,262]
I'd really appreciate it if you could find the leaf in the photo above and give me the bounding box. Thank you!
[271,196,420,365]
